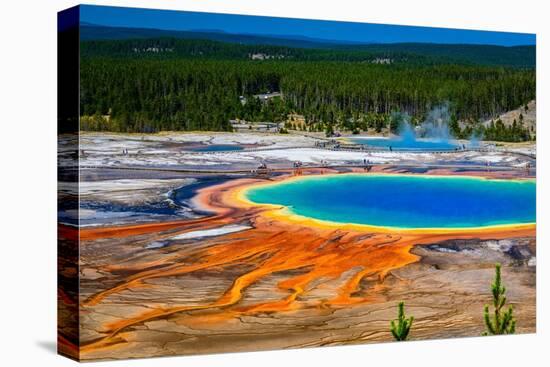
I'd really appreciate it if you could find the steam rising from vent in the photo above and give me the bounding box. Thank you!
[356,103,484,150]
[395,103,453,143]
[469,132,482,148]
[418,103,452,141]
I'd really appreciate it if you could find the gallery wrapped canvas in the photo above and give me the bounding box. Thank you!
[58,5,536,361]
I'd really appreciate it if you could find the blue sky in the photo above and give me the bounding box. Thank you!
[79,4,535,46]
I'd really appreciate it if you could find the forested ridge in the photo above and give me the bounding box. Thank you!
[80,38,536,140]
[80,37,463,66]
[81,26,535,68]
[81,37,535,67]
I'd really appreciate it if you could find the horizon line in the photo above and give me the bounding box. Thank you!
[80,21,536,48]
[77,4,536,47]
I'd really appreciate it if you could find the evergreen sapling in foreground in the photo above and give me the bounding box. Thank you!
[390,302,414,341]
[483,263,516,335]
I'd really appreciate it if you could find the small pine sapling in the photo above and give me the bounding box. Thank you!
[390,301,414,341]
[483,263,516,335]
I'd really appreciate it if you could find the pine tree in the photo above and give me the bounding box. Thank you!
[325,123,334,137]
[390,302,414,341]
[483,263,516,335]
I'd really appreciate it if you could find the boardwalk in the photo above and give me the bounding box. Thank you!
[78,161,535,175]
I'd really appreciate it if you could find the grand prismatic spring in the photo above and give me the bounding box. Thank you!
[243,174,536,230]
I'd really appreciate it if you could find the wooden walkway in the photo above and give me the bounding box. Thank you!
[78,161,535,175]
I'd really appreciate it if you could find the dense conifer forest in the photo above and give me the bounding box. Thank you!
[80,37,536,141]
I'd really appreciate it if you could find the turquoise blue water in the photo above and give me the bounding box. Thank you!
[346,138,459,151]
[190,144,243,152]
[245,175,536,229]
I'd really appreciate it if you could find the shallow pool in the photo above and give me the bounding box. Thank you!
[188,144,244,152]
[345,137,460,151]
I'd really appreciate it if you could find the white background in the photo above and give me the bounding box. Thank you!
[0,0,547,365]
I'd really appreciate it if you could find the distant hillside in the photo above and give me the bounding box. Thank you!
[482,100,536,135]
[350,43,535,69]
[80,37,438,65]
[80,24,535,68]
[80,24,341,49]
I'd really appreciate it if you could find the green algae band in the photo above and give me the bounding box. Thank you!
[245,175,536,229]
